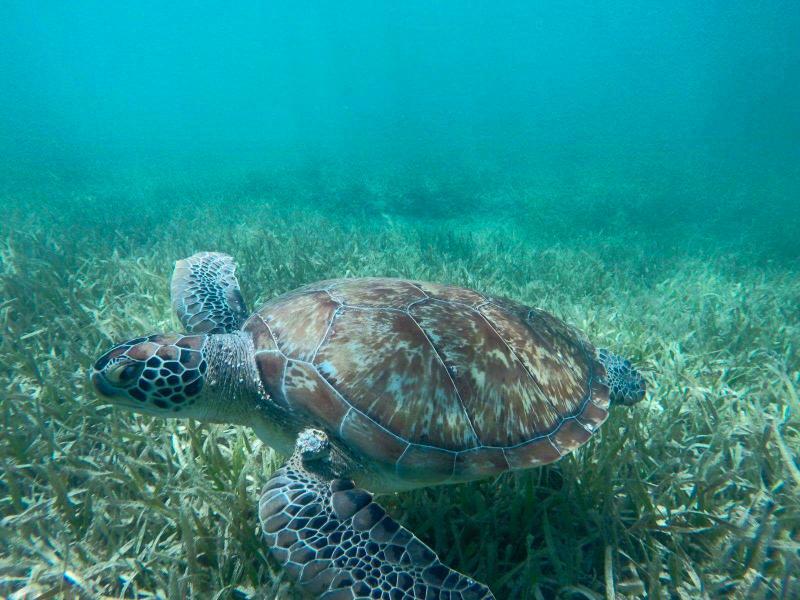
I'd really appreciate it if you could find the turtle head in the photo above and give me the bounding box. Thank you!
[597,348,646,407]
[91,331,262,425]
[90,333,210,416]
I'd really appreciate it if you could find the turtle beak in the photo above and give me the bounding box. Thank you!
[90,370,118,398]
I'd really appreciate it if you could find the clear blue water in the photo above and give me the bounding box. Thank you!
[1,2,797,236]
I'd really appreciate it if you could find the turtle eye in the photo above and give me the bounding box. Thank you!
[106,361,141,385]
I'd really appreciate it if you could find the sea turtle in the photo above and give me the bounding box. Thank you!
[91,252,646,599]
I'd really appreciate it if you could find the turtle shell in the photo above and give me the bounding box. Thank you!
[242,278,610,487]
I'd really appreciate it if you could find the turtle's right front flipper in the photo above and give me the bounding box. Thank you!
[259,429,495,600]
[170,252,249,334]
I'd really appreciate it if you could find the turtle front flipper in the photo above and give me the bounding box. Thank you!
[170,252,248,334]
[259,429,495,600]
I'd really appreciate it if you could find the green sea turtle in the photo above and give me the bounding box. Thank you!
[91,252,646,599]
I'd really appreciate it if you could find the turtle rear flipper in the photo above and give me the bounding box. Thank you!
[170,252,248,334]
[260,429,495,600]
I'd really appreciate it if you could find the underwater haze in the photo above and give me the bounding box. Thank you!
[1,1,799,599]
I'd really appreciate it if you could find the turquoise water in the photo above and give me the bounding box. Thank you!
[2,2,798,241]
[1,2,798,599]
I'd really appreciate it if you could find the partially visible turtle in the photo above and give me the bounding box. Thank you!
[91,252,646,599]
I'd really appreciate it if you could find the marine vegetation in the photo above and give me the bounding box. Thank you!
[1,167,799,599]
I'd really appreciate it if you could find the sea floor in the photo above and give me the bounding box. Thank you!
[1,165,798,598]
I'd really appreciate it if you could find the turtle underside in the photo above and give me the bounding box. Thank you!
[243,278,610,487]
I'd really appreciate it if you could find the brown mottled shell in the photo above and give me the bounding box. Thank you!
[243,278,610,486]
